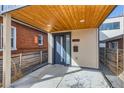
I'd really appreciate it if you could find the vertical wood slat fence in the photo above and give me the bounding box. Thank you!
[100,48,123,75]
[0,50,48,87]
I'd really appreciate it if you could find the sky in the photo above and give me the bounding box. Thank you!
[108,5,124,18]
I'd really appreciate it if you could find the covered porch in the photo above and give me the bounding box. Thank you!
[0,5,116,88]
[11,64,110,88]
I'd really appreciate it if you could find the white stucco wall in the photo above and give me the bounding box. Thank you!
[49,28,99,69]
[48,33,53,64]
[71,28,99,68]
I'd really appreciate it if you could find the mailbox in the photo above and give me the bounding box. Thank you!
[73,46,78,52]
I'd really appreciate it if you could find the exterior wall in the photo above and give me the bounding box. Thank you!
[49,28,99,69]
[71,28,99,68]
[99,17,124,41]
[48,33,53,64]
[0,17,48,55]
[106,38,123,49]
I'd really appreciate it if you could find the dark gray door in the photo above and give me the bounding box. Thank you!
[53,33,71,65]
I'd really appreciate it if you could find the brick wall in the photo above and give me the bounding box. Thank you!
[0,17,48,55]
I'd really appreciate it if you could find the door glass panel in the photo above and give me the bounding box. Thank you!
[65,34,71,65]
[60,36,64,63]
[55,36,61,64]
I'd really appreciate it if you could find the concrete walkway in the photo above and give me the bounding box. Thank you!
[11,64,110,88]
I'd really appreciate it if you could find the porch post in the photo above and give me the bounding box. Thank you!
[48,33,53,64]
[2,13,11,88]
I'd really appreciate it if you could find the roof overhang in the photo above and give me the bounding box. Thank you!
[1,5,116,32]
[102,34,124,42]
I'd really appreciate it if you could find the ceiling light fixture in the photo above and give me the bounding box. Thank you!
[80,19,85,23]
[47,24,51,27]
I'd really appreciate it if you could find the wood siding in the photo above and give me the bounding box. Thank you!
[9,5,115,32]
[0,50,48,87]
[100,48,123,75]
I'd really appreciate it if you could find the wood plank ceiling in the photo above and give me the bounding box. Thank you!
[10,5,115,32]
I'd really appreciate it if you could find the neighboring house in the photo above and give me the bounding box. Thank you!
[0,14,49,85]
[99,16,124,48]
[103,34,123,49]
[99,16,124,78]
[0,16,48,55]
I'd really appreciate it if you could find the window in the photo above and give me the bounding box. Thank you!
[38,35,43,45]
[108,42,118,49]
[0,24,16,51]
[100,22,120,30]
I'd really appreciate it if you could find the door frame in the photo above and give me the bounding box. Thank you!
[52,32,71,66]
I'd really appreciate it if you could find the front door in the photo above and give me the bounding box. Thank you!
[53,33,71,65]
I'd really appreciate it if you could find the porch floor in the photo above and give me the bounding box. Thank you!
[11,64,110,88]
